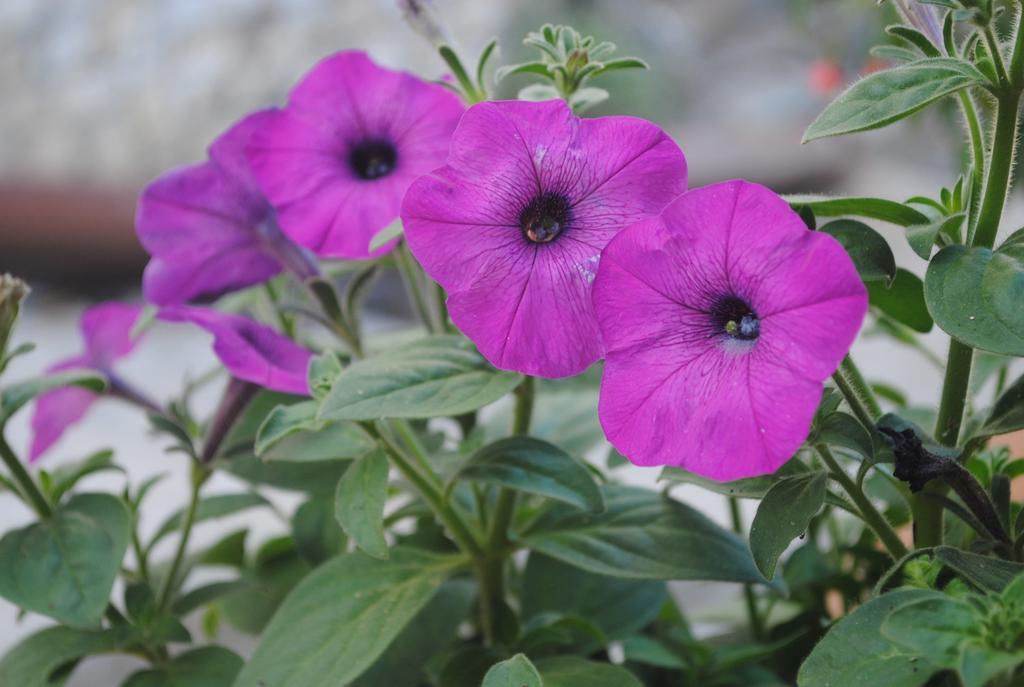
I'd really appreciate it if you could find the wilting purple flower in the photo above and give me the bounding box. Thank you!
[247,51,464,259]
[402,99,687,378]
[137,110,318,306]
[157,307,312,395]
[30,303,147,461]
[593,181,867,480]
[895,1,946,55]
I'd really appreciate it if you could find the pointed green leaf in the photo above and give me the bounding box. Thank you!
[0,624,137,687]
[934,546,1024,592]
[335,448,389,559]
[925,230,1024,356]
[368,218,403,253]
[785,195,930,226]
[0,370,106,423]
[319,336,522,421]
[868,268,933,332]
[234,549,459,687]
[0,493,130,627]
[750,472,828,579]
[906,213,964,260]
[520,485,767,584]
[535,656,643,687]
[797,589,942,687]
[820,219,897,284]
[804,58,986,141]
[123,646,244,687]
[455,437,604,512]
[482,654,543,687]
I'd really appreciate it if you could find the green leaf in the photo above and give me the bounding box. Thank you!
[0,369,106,424]
[454,437,604,512]
[482,654,542,687]
[976,372,1024,438]
[351,580,474,687]
[519,485,767,584]
[924,231,1024,356]
[536,656,643,687]
[815,412,876,461]
[151,493,269,547]
[234,548,459,687]
[495,61,552,81]
[225,453,349,494]
[255,401,374,461]
[335,447,389,559]
[906,213,964,260]
[172,580,247,616]
[291,497,346,566]
[660,456,810,499]
[123,646,244,687]
[568,87,609,113]
[593,57,649,74]
[785,195,930,227]
[0,624,136,687]
[868,268,933,333]
[319,336,522,421]
[0,493,129,627]
[221,539,309,635]
[934,546,1024,592]
[750,471,827,579]
[308,351,343,401]
[368,218,403,253]
[797,589,941,687]
[820,220,897,284]
[47,449,123,503]
[958,640,1024,687]
[522,553,666,641]
[881,596,977,669]
[803,58,986,141]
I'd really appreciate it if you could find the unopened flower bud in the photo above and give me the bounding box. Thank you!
[397,0,450,47]
[0,274,29,363]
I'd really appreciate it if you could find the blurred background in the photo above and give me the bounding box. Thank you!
[1,0,1022,683]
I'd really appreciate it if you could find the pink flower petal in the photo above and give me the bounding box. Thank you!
[157,307,312,395]
[247,51,464,259]
[403,99,687,378]
[593,180,866,479]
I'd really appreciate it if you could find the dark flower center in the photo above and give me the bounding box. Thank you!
[710,295,760,342]
[348,138,398,180]
[519,192,571,244]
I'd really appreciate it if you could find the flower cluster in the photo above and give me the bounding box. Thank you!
[30,49,866,480]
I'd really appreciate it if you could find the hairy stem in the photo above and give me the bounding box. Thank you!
[921,91,1020,547]
[831,355,882,428]
[394,243,437,334]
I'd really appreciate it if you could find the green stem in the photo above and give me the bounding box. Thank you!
[921,92,1020,547]
[817,445,908,560]
[394,244,437,334]
[263,281,296,339]
[728,497,764,641]
[131,526,151,584]
[984,27,1010,88]
[391,419,443,491]
[433,283,453,334]
[1011,8,1024,88]
[479,376,536,645]
[157,467,208,611]
[0,432,52,518]
[957,90,986,240]
[370,425,482,558]
[831,356,881,428]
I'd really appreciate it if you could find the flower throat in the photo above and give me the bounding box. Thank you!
[349,138,397,180]
[710,295,760,342]
[519,191,571,243]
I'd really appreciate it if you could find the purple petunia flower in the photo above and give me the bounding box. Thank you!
[247,51,465,259]
[593,180,867,480]
[157,307,312,395]
[30,303,148,461]
[402,99,688,378]
[136,110,318,306]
